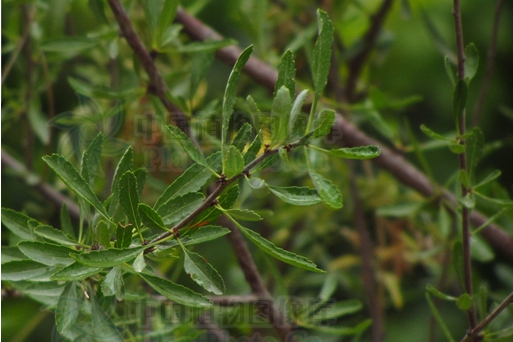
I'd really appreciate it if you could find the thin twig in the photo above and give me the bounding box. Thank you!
[345,0,394,102]
[106,0,195,142]
[453,0,477,333]
[460,291,513,342]
[472,0,504,127]
[174,7,513,263]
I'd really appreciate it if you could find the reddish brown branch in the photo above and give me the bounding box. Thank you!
[174,7,513,263]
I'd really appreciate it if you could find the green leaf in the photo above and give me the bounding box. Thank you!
[178,39,237,53]
[275,50,296,97]
[420,124,450,141]
[289,89,309,137]
[315,145,381,160]
[271,86,292,147]
[232,122,253,152]
[139,204,167,231]
[244,134,262,165]
[180,243,225,295]
[60,204,75,238]
[438,205,451,238]
[459,194,476,209]
[90,291,124,341]
[101,266,125,300]
[115,224,133,249]
[193,185,239,225]
[109,146,133,215]
[1,246,28,264]
[222,46,253,160]
[444,56,456,86]
[449,142,465,154]
[246,177,269,199]
[140,274,213,307]
[42,154,110,221]
[474,170,501,189]
[18,241,76,266]
[426,284,457,301]
[51,262,102,281]
[223,209,262,221]
[228,216,324,273]
[167,125,205,166]
[459,169,470,188]
[453,80,468,128]
[134,168,147,197]
[93,220,113,248]
[133,252,147,273]
[1,260,48,281]
[180,225,231,246]
[310,300,363,322]
[73,247,144,268]
[466,127,485,181]
[456,293,472,311]
[312,109,335,138]
[118,171,141,230]
[464,43,479,83]
[157,192,205,226]
[425,293,456,342]
[154,156,218,210]
[40,38,98,54]
[56,282,81,339]
[156,0,180,48]
[190,52,214,99]
[377,203,423,217]
[1,208,36,241]
[471,235,494,262]
[269,186,321,206]
[223,146,245,179]
[309,170,343,209]
[246,95,262,134]
[81,132,103,185]
[302,320,372,336]
[452,241,464,284]
[319,273,338,303]
[311,10,334,98]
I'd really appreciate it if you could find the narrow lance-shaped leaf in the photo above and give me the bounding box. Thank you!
[140,274,213,307]
[55,282,81,339]
[109,146,133,216]
[311,10,334,100]
[312,109,335,138]
[246,95,262,135]
[101,266,125,300]
[178,240,225,295]
[269,186,322,206]
[453,80,468,133]
[289,89,309,137]
[244,133,262,165]
[42,154,111,221]
[167,125,205,166]
[60,203,75,238]
[271,86,292,147]
[72,247,144,268]
[138,203,167,231]
[18,241,76,266]
[464,43,479,83]
[90,291,124,341]
[309,170,343,209]
[222,208,262,221]
[81,132,103,185]
[1,208,36,241]
[226,215,324,273]
[51,262,102,281]
[275,50,296,97]
[466,127,484,182]
[313,145,381,160]
[118,171,141,231]
[157,192,205,226]
[222,45,254,169]
[1,260,48,281]
[310,300,363,322]
[232,122,253,152]
[224,146,245,179]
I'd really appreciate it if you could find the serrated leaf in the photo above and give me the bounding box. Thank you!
[310,300,363,322]
[453,80,468,128]
[180,244,225,295]
[56,282,81,339]
[309,170,342,209]
[157,192,205,226]
[115,224,133,249]
[232,122,253,152]
[222,45,253,161]
[43,154,110,221]
[181,225,231,246]
[315,145,381,159]
[1,260,48,281]
[140,274,213,307]
[312,109,335,138]
[223,209,262,221]
[289,89,309,137]
[275,50,296,97]
[101,266,125,300]
[1,208,36,241]
[1,246,28,263]
[167,125,205,166]
[228,216,324,273]
[134,168,147,197]
[271,86,292,147]
[224,146,245,179]
[464,43,479,83]
[133,252,147,273]
[246,95,262,134]
[60,204,75,238]
[18,241,76,266]
[90,291,124,341]
[73,247,144,268]
[467,127,484,181]
[109,146,133,215]
[81,132,103,185]
[119,171,141,230]
[311,10,334,99]
[246,177,269,198]
[269,186,321,206]
[139,204,167,231]
[244,133,262,164]
[51,262,102,281]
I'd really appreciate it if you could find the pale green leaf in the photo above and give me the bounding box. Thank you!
[181,245,225,295]
[314,145,381,159]
[309,171,342,209]
[178,39,237,53]
[40,38,98,54]
[275,49,296,97]
[312,109,335,138]
[289,89,309,137]
[72,247,144,268]
[232,122,253,152]
[81,132,103,185]
[271,86,292,147]
[464,43,479,83]
[223,209,262,221]
[133,252,147,273]
[140,274,213,307]
[18,241,76,266]
[310,300,363,322]
[246,177,269,199]
[118,171,141,230]
[1,246,28,264]
[56,282,81,339]
[157,192,205,226]
[269,186,321,206]
[223,146,245,179]
[101,266,125,300]
[1,208,36,241]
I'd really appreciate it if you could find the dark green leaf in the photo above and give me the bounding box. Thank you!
[33,225,79,246]
[90,291,124,341]
[56,282,81,339]
[178,39,237,53]
[115,224,133,249]
[271,86,292,147]
[459,169,470,188]
[444,56,456,86]
[101,266,125,300]
[139,203,167,231]
[157,192,205,226]
[269,186,321,206]
[426,293,457,342]
[180,244,225,295]
[134,168,148,197]
[73,247,144,268]
[18,241,76,266]
[1,246,28,264]
[93,220,112,248]
[246,95,262,134]
[314,145,381,159]
[464,43,479,83]
[228,217,324,273]
[420,124,450,141]
[40,38,98,54]
[190,52,214,99]
[1,260,48,281]
[1,208,35,241]
[60,204,75,238]
[310,300,363,322]
[474,170,501,189]
[156,0,180,48]
[223,146,245,179]
[43,154,110,221]
[289,89,309,137]
[466,127,485,181]
[452,241,464,284]
[222,46,253,158]
[244,134,262,165]
[81,132,103,185]
[109,146,133,215]
[119,171,141,230]
[194,185,239,224]
[223,209,262,221]
[309,170,343,209]
[312,109,335,138]
[311,10,334,98]
[140,274,213,307]
[232,122,253,152]
[453,80,468,128]
[275,49,296,97]
[167,125,205,166]
[51,262,102,281]
[181,225,231,246]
